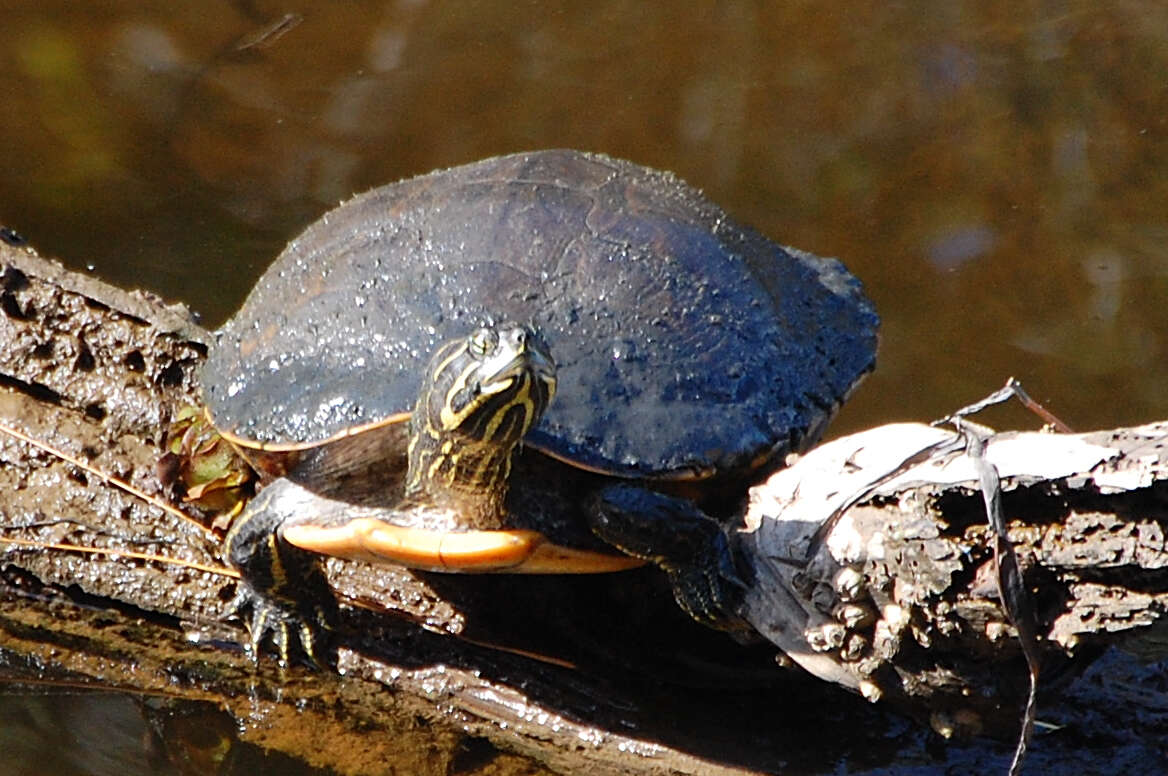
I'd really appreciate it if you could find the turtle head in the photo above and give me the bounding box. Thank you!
[424,323,556,444]
[406,323,556,525]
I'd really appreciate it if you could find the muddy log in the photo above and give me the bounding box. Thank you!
[1,239,1166,774]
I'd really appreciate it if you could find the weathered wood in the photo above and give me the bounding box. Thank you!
[2,239,1166,774]
[741,421,1168,740]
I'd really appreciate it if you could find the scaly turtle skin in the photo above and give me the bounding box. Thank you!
[204,150,879,662]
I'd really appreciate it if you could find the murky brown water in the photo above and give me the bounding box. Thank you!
[2,1,1167,774]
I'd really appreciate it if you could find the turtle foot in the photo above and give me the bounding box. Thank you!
[591,484,753,635]
[225,581,335,669]
[223,484,339,667]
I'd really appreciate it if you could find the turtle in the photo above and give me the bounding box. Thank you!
[201,149,879,663]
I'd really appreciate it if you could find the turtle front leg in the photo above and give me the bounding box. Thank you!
[590,484,753,635]
[223,479,337,667]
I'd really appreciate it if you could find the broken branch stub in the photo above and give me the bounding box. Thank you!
[741,419,1168,736]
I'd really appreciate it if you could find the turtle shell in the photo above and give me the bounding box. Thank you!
[203,149,878,480]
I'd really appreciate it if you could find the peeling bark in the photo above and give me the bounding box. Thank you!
[741,419,1168,740]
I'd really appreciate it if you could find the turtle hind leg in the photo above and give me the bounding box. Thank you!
[590,484,752,636]
[224,482,338,668]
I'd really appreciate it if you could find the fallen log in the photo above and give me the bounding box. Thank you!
[1,238,1165,774]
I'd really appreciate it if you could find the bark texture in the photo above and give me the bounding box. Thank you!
[741,421,1168,740]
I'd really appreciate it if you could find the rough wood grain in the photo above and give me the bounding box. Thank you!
[741,417,1168,740]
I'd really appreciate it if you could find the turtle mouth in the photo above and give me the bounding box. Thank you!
[482,349,554,391]
[426,327,556,451]
[478,326,556,398]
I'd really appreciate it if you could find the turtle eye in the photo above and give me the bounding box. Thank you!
[468,327,496,357]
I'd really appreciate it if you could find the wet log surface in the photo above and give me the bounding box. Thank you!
[1,240,1166,775]
[741,420,1168,744]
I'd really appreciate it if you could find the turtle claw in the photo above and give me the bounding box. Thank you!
[668,538,746,627]
[226,581,334,669]
[591,484,753,635]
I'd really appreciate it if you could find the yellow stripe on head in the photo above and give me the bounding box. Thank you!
[406,323,556,506]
